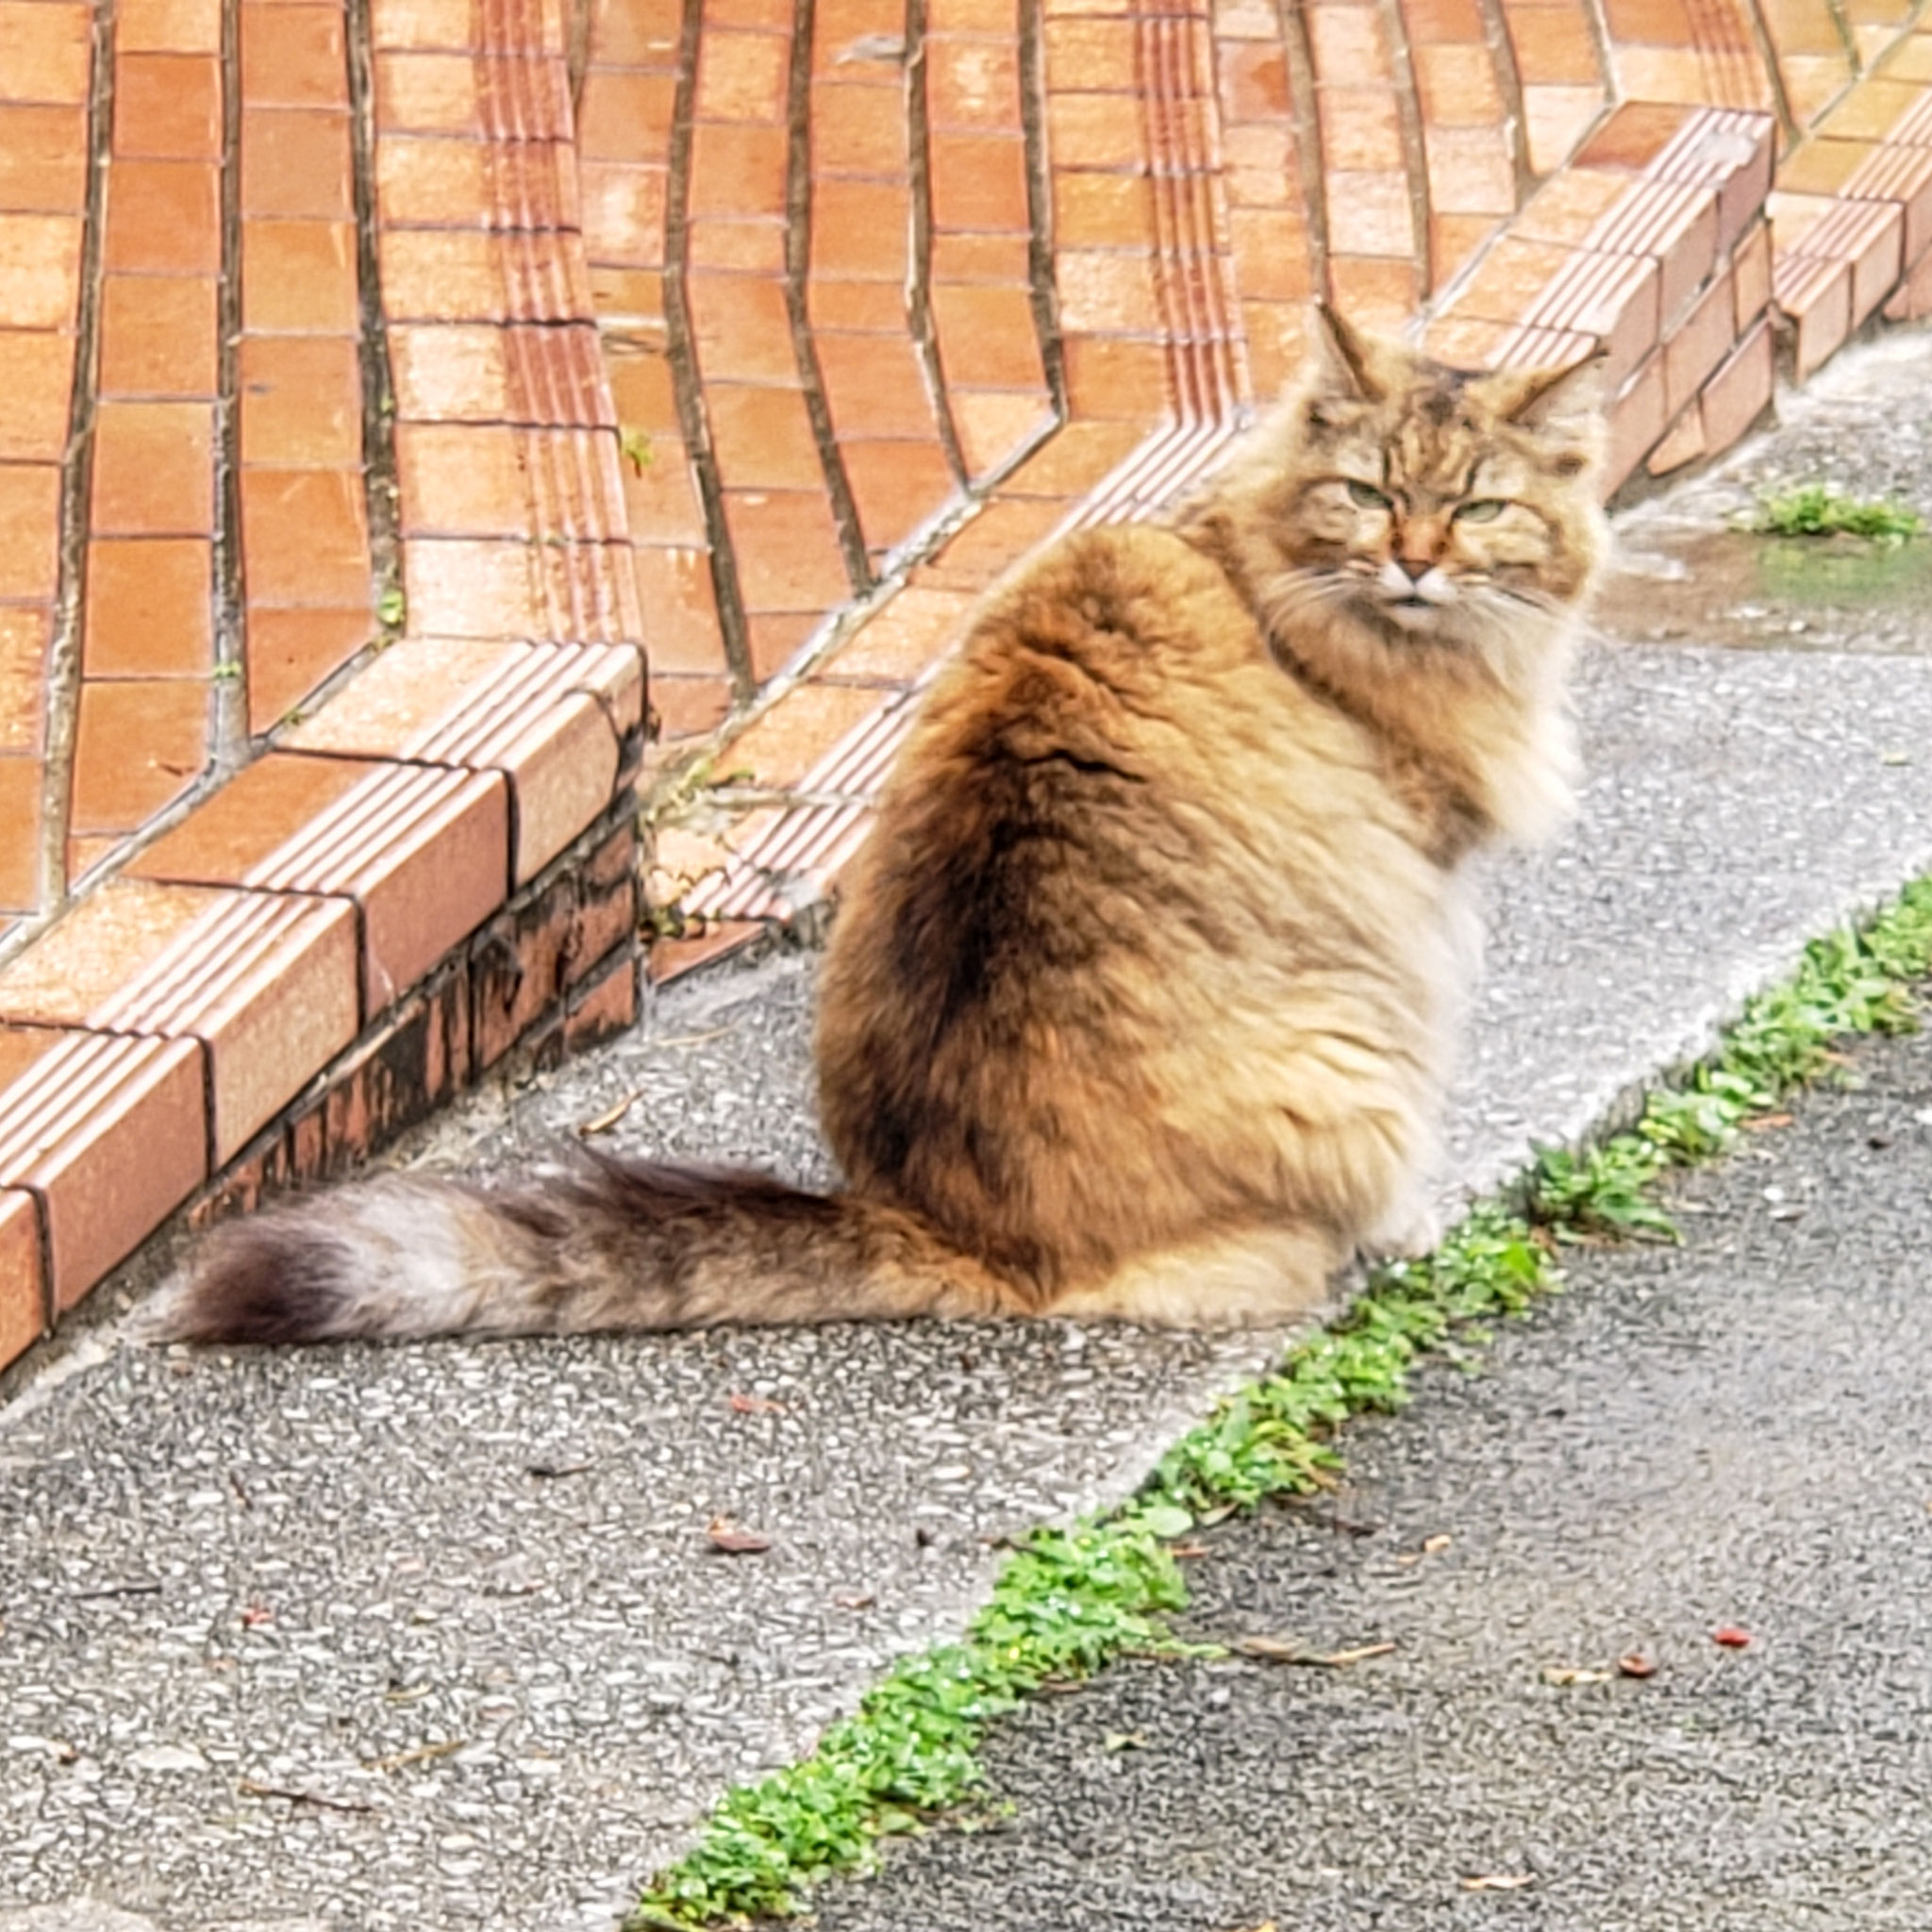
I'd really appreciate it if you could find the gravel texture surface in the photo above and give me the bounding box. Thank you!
[815,999,1932,1932]
[7,332,1932,1929]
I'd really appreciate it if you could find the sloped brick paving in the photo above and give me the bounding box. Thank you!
[2,0,1932,1369]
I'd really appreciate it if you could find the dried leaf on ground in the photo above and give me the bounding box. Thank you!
[727,1392,787,1415]
[1541,1665,1612,1686]
[1616,1651,1657,1678]
[707,1517,772,1556]
[1235,1636,1395,1667]
[1712,1624,1752,1648]
[1461,1874,1535,1891]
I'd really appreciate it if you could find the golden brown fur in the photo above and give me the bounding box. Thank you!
[152,310,1606,1345]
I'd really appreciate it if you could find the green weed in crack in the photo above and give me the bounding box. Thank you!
[1753,484,1924,546]
[628,877,1932,1929]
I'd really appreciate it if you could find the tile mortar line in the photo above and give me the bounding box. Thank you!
[903,0,973,489]
[210,0,246,778]
[1273,0,1328,288]
[1726,0,1797,144]
[1377,0,1437,296]
[1469,0,1532,205]
[1575,0,1618,108]
[661,0,758,697]
[1017,0,1068,419]
[787,0,877,597]
[1817,0,1861,75]
[36,0,117,927]
[344,0,406,672]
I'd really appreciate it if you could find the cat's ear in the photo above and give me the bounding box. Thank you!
[1501,350,1607,427]
[1309,303,1389,404]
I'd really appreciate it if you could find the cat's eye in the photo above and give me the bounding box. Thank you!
[1345,479,1392,510]
[1455,498,1507,523]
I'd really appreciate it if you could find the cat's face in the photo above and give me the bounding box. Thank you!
[1274,314,1606,647]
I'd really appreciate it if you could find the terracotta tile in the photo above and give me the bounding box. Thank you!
[1881,31,1932,81]
[579,159,670,272]
[1596,180,1718,325]
[243,761,510,1012]
[241,105,353,220]
[1882,240,1932,320]
[1404,0,1483,39]
[96,274,219,399]
[117,0,222,54]
[239,334,363,466]
[0,1024,207,1312]
[1061,331,1171,419]
[0,103,86,212]
[631,543,730,675]
[0,462,59,598]
[647,670,732,747]
[1732,217,1771,329]
[839,436,958,554]
[1574,100,1691,172]
[70,677,209,832]
[576,69,678,165]
[705,383,824,491]
[929,134,1030,231]
[241,467,371,605]
[930,231,1032,283]
[928,37,1021,129]
[1227,205,1316,302]
[103,159,220,271]
[1217,42,1289,122]
[1534,250,1660,382]
[1662,264,1735,416]
[1316,86,1403,173]
[1507,4,1600,84]
[241,4,348,108]
[810,177,912,279]
[393,420,525,537]
[1772,56,1841,129]
[0,212,81,328]
[0,1185,42,1370]
[391,322,510,421]
[689,216,789,277]
[84,538,212,676]
[242,219,359,331]
[373,49,479,134]
[647,920,760,985]
[1046,92,1147,171]
[1425,126,1517,216]
[1431,213,1502,287]
[995,418,1146,497]
[1049,170,1153,250]
[829,583,973,679]
[1514,167,1631,246]
[1325,253,1424,329]
[811,81,910,178]
[687,273,795,379]
[1772,251,1850,376]
[689,121,786,218]
[952,388,1053,479]
[1612,45,1717,104]
[744,613,816,684]
[1414,42,1504,125]
[1307,3,1391,83]
[1322,170,1414,256]
[723,678,884,788]
[725,488,852,611]
[1041,13,1137,91]
[1602,0,1696,45]
[1224,120,1298,209]
[0,758,38,910]
[1819,76,1923,142]
[132,747,371,878]
[369,0,491,52]
[1055,247,1160,331]
[1448,232,1575,323]
[0,330,73,460]
[932,282,1044,389]
[695,27,788,122]
[1602,347,1665,494]
[0,606,48,751]
[1646,398,1706,475]
[1699,315,1773,456]
[1848,142,1932,261]
[94,409,213,541]
[114,54,223,160]
[0,2,91,107]
[248,605,370,729]
[806,275,908,332]
[400,535,541,635]
[1523,85,1603,176]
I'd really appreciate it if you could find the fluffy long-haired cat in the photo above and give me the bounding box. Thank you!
[151,308,1606,1344]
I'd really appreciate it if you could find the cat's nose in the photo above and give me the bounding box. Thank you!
[1395,555,1434,582]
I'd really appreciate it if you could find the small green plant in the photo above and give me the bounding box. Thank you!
[375,582,408,632]
[630,875,1932,1929]
[1754,484,1924,546]
[620,425,656,476]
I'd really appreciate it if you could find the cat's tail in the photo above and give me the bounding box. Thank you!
[140,1156,1017,1345]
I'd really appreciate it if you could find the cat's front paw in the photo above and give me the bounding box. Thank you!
[1357,1199,1444,1263]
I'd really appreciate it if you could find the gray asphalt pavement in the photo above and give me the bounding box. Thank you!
[816,999,1932,1932]
[7,331,1932,1930]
